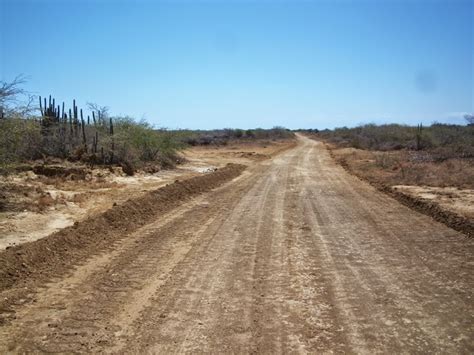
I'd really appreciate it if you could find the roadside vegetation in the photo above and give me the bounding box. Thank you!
[0,78,293,177]
[0,92,186,176]
[179,127,294,146]
[313,122,473,156]
[306,123,474,188]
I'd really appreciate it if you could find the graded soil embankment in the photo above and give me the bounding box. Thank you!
[0,163,245,295]
[324,145,474,238]
[381,184,474,238]
[1,139,296,250]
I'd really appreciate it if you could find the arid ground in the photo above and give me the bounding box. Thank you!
[0,134,472,353]
[0,140,292,250]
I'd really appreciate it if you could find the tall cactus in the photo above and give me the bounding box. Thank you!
[109,117,114,163]
[416,123,423,151]
[39,96,44,116]
[81,118,87,151]
[69,108,73,137]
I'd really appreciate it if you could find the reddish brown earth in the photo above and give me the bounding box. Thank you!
[0,139,293,250]
[0,134,472,353]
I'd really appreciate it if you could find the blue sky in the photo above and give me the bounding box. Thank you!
[1,0,472,129]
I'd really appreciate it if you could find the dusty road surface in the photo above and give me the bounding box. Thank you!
[1,134,473,353]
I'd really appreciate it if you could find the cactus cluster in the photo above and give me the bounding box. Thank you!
[39,94,116,164]
[39,95,62,127]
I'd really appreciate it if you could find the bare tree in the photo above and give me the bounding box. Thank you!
[87,102,109,125]
[464,113,474,125]
[0,75,36,118]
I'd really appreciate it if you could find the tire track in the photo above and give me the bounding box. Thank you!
[1,134,473,354]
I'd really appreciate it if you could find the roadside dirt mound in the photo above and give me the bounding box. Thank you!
[0,163,246,297]
[32,165,89,179]
[383,186,474,238]
[327,149,473,238]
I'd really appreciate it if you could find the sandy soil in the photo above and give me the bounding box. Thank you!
[0,134,472,353]
[0,140,292,250]
[325,144,474,228]
[392,185,474,220]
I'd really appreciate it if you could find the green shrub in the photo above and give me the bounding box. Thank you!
[112,116,184,169]
[0,115,186,174]
[314,123,474,158]
[0,118,42,172]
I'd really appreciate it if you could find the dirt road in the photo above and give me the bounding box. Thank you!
[1,134,473,353]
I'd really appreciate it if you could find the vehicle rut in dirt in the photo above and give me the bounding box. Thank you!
[0,135,472,353]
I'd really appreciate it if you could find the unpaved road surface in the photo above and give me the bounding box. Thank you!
[1,135,473,353]
[0,139,291,251]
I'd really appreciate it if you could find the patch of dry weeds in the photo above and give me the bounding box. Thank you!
[322,142,474,237]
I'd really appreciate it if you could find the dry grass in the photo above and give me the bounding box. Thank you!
[325,144,474,235]
[307,124,474,189]
[330,146,474,189]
